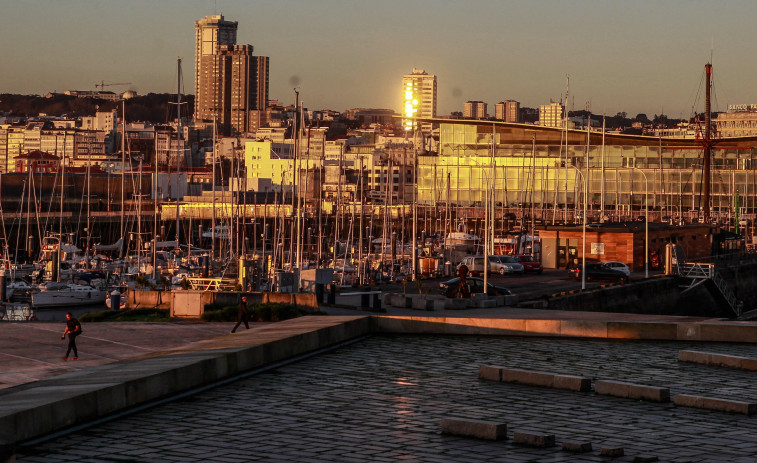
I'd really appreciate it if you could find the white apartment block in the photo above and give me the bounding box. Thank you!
[539,101,565,128]
[402,68,437,134]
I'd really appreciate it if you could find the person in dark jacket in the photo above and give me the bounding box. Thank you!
[61,312,82,360]
[232,296,250,333]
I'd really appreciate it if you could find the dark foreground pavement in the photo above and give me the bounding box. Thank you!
[10,314,757,462]
[14,334,757,462]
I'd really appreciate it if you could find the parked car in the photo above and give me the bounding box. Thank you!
[513,254,544,274]
[489,255,525,275]
[439,277,512,298]
[568,262,628,283]
[600,261,631,277]
[458,256,487,276]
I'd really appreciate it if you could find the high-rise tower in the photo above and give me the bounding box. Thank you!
[402,68,437,134]
[195,15,238,122]
[194,14,269,135]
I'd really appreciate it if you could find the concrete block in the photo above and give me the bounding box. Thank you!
[475,299,496,308]
[500,368,554,387]
[411,297,433,311]
[672,394,702,408]
[594,380,630,398]
[441,417,507,440]
[595,380,670,402]
[709,353,744,369]
[562,441,592,453]
[741,357,757,371]
[512,431,555,447]
[701,397,757,415]
[677,350,709,365]
[674,394,757,415]
[505,295,519,306]
[478,365,502,382]
[430,299,447,311]
[633,456,659,462]
[493,295,506,306]
[600,447,625,457]
[553,375,592,392]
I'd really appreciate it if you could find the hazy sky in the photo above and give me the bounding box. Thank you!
[2,0,757,118]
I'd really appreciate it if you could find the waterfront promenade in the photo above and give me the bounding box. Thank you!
[5,307,757,462]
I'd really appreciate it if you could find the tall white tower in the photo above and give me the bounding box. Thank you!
[402,68,437,133]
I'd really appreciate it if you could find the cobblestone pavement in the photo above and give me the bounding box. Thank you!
[18,335,757,462]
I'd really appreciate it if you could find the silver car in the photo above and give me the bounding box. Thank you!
[489,255,525,275]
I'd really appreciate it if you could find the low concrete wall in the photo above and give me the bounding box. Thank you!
[441,418,507,440]
[373,316,757,342]
[0,316,371,445]
[594,380,670,402]
[480,365,591,392]
[262,292,319,311]
[127,290,171,309]
[678,350,757,370]
[545,277,731,318]
[673,394,757,415]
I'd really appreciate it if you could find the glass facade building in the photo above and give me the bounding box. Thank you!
[416,121,757,221]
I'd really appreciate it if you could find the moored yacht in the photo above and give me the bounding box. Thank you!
[30,281,108,308]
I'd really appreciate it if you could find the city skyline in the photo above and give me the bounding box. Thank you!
[2,1,757,118]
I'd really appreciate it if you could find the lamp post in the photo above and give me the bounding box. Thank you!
[570,166,587,290]
[631,167,649,278]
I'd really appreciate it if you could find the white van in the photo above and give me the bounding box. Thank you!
[458,256,487,276]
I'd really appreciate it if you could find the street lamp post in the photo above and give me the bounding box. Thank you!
[631,167,649,278]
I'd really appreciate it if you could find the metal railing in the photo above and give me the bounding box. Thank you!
[676,260,743,317]
[185,278,237,291]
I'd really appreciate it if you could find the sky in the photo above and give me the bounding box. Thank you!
[2,0,757,118]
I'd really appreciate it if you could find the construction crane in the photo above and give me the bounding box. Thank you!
[95,81,132,90]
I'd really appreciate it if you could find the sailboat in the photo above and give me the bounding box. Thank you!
[31,281,109,308]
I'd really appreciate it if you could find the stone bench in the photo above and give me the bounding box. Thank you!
[441,417,507,440]
[673,394,757,415]
[594,380,670,402]
[678,350,757,371]
[479,366,591,392]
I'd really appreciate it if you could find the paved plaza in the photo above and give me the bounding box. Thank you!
[16,333,757,462]
[0,321,234,389]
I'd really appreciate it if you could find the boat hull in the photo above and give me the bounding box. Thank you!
[31,288,108,308]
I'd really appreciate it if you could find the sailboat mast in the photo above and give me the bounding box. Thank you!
[175,57,183,245]
[601,115,605,219]
[211,115,216,262]
[86,134,91,268]
[120,99,126,257]
[152,130,158,280]
[58,150,64,282]
[703,62,712,222]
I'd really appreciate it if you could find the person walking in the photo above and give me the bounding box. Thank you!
[61,312,82,360]
[231,296,250,333]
